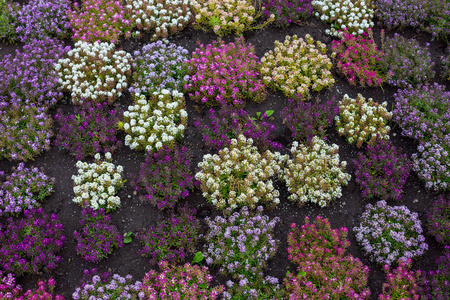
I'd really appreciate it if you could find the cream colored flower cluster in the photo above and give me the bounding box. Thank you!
[312,0,374,37]
[261,34,335,100]
[123,90,187,152]
[72,152,124,211]
[126,0,193,40]
[281,137,351,207]
[335,94,392,148]
[56,41,132,105]
[191,0,274,36]
[195,135,283,210]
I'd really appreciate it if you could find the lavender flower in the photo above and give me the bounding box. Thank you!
[427,196,450,245]
[354,200,428,266]
[0,0,19,42]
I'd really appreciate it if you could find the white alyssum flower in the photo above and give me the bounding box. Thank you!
[280,136,351,207]
[72,153,124,211]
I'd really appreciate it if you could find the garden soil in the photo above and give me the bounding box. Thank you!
[0,4,449,298]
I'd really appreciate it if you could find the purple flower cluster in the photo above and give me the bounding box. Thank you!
[375,0,427,29]
[0,0,19,42]
[136,146,196,210]
[54,101,123,160]
[0,102,53,161]
[202,206,280,299]
[427,196,450,244]
[137,205,199,264]
[185,38,266,107]
[194,106,282,152]
[14,0,71,42]
[262,0,313,27]
[393,83,450,143]
[142,261,225,299]
[286,216,370,299]
[419,247,450,300]
[423,0,450,42]
[0,208,65,276]
[0,163,54,216]
[353,140,412,200]
[72,270,144,300]
[379,259,421,300]
[0,272,64,300]
[73,207,123,263]
[380,33,435,87]
[130,40,190,95]
[281,99,338,142]
[354,200,428,266]
[0,37,69,109]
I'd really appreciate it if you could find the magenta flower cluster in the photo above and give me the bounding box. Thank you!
[185,38,266,107]
[379,259,421,300]
[419,247,450,300]
[0,163,54,216]
[427,196,450,245]
[0,208,65,276]
[136,146,196,210]
[54,101,123,160]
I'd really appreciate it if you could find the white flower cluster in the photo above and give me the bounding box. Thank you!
[312,0,374,37]
[56,41,132,105]
[280,136,350,207]
[195,135,284,210]
[191,0,274,36]
[335,94,392,148]
[72,152,124,211]
[123,90,187,151]
[126,0,193,40]
[261,34,335,100]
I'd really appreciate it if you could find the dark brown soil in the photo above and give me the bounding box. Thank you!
[0,6,449,298]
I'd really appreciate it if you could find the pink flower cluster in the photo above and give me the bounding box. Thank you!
[67,0,132,43]
[332,30,389,87]
[185,38,266,107]
[0,272,63,300]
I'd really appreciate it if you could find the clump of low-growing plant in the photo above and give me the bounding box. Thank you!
[14,0,71,42]
[54,102,123,160]
[126,0,193,40]
[419,247,450,300]
[0,208,65,276]
[56,41,132,105]
[72,270,144,300]
[374,0,426,30]
[194,105,282,152]
[354,200,428,266]
[0,163,54,217]
[261,34,335,100]
[0,0,19,42]
[72,152,124,211]
[191,0,275,36]
[412,140,450,192]
[0,273,64,300]
[185,38,266,107]
[281,99,338,142]
[280,137,351,208]
[0,37,69,109]
[312,0,374,37]
[0,103,53,162]
[137,205,199,264]
[442,49,450,81]
[379,259,422,300]
[393,83,450,143]
[195,134,283,210]
[380,33,435,87]
[427,196,450,245]
[141,261,225,299]
[353,140,412,200]
[136,146,196,210]
[335,93,392,148]
[262,0,313,28]
[123,91,187,152]
[202,206,281,299]
[130,40,190,95]
[332,30,390,87]
[67,0,132,43]
[422,0,450,43]
[73,207,123,263]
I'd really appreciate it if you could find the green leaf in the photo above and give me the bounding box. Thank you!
[265,110,274,117]
[208,16,220,27]
[117,121,124,130]
[299,271,306,276]
[75,114,81,121]
[250,117,256,121]
[256,112,261,118]
[124,232,133,244]
[192,251,203,263]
